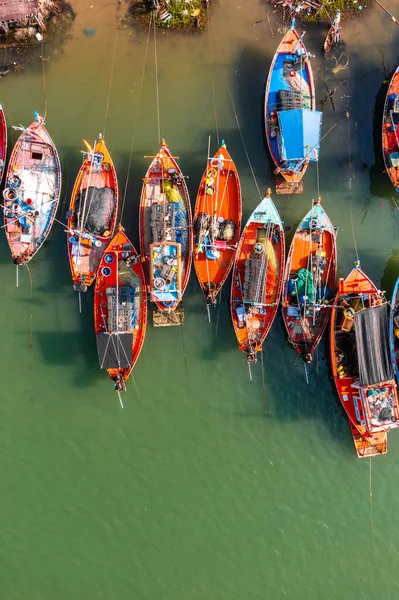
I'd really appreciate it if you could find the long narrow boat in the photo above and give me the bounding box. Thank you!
[67,135,118,292]
[389,276,399,383]
[139,139,192,314]
[323,10,341,53]
[3,112,61,265]
[94,226,147,393]
[264,19,322,190]
[231,189,285,364]
[0,103,7,185]
[330,263,399,457]
[382,66,399,192]
[193,141,242,307]
[282,198,337,362]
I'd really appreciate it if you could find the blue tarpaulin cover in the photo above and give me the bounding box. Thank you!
[278,109,322,162]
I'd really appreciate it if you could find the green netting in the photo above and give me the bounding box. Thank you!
[292,268,314,299]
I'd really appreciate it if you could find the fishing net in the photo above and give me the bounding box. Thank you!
[284,73,311,109]
[195,212,211,236]
[216,219,236,242]
[243,239,277,305]
[174,202,188,250]
[78,186,115,236]
[161,179,182,203]
[288,268,314,302]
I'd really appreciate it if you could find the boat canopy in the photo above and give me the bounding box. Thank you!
[278,109,322,162]
[96,332,133,369]
[354,304,393,387]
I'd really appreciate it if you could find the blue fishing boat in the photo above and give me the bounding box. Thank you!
[264,19,322,192]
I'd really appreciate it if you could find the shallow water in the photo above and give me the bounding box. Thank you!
[1,0,399,598]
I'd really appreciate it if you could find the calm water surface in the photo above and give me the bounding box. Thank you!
[1,0,399,598]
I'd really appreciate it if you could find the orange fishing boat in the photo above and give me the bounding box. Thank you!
[67,135,118,292]
[282,199,336,362]
[264,18,322,192]
[382,66,399,191]
[193,141,242,307]
[139,139,192,315]
[330,263,399,457]
[231,190,285,364]
[94,227,147,394]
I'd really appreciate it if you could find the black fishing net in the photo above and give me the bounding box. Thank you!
[75,186,115,236]
[354,304,393,387]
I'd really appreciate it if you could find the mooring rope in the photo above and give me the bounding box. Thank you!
[103,20,120,138]
[346,71,360,263]
[207,5,219,147]
[209,14,262,201]
[40,31,48,120]
[154,16,161,144]
[120,13,153,220]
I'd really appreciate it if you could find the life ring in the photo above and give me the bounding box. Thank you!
[102,162,111,172]
[101,266,112,277]
[206,185,215,195]
[8,175,21,189]
[253,242,264,254]
[162,300,174,308]
[154,277,165,290]
[3,188,16,201]
[206,168,217,179]
[104,253,114,264]
[344,307,355,319]
[94,239,102,248]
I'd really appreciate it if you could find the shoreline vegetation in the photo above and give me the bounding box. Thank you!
[0,1,74,73]
[268,0,369,22]
[128,0,209,32]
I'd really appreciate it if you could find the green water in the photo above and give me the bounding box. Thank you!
[1,0,399,598]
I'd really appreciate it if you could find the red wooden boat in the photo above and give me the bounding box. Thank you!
[0,102,7,185]
[3,113,61,264]
[193,141,242,306]
[139,139,192,315]
[323,10,341,53]
[264,19,321,192]
[382,66,399,191]
[94,227,147,393]
[330,263,399,457]
[282,199,336,362]
[67,135,118,292]
[231,190,285,364]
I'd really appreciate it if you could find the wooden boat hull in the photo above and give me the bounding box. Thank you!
[67,137,118,291]
[282,201,337,361]
[390,276,399,383]
[231,191,285,362]
[139,140,192,312]
[382,66,399,191]
[0,103,7,185]
[193,143,242,305]
[94,228,147,392]
[3,114,61,264]
[323,10,341,53]
[264,22,316,186]
[330,265,399,457]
